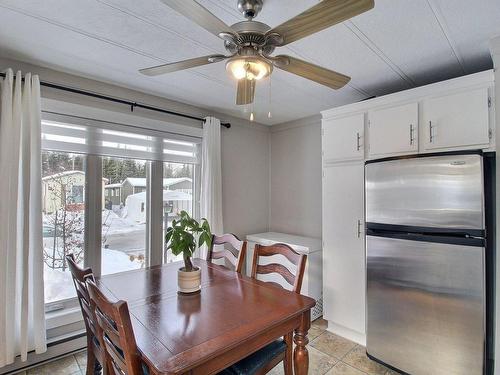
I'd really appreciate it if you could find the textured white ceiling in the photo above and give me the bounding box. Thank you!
[0,0,499,125]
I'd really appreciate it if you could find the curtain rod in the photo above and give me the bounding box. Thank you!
[0,71,231,129]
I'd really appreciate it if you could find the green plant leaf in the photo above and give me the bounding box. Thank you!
[198,232,207,248]
[164,227,173,243]
[164,211,212,263]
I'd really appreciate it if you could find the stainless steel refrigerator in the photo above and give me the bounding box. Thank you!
[365,151,495,375]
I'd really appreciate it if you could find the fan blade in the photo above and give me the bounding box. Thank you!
[160,0,236,39]
[236,78,256,105]
[139,55,227,76]
[268,0,374,46]
[273,55,350,89]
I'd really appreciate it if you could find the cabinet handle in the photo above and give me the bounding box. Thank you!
[409,124,414,145]
[356,132,361,151]
[429,121,433,143]
[357,220,362,238]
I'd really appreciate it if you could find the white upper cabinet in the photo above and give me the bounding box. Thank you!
[368,103,418,157]
[421,88,490,151]
[322,114,364,162]
[322,71,494,160]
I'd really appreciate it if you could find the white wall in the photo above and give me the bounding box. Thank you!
[0,57,270,239]
[222,123,270,236]
[269,115,322,239]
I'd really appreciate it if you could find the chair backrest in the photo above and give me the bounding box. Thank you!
[86,279,144,375]
[207,233,247,274]
[66,254,101,347]
[251,243,307,294]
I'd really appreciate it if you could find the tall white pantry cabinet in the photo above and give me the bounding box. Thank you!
[321,70,495,345]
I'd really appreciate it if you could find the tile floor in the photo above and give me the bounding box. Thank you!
[15,318,399,375]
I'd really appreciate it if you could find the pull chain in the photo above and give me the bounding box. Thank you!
[250,96,254,121]
[249,75,255,122]
[268,75,272,119]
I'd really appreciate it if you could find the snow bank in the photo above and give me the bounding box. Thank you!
[44,248,144,304]
[102,209,144,235]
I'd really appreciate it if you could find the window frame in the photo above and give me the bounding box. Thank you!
[42,109,201,330]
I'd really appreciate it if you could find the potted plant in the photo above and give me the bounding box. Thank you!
[165,211,212,294]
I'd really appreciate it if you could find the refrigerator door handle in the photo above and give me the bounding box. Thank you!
[357,219,362,238]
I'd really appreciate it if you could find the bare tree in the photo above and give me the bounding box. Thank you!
[43,174,84,270]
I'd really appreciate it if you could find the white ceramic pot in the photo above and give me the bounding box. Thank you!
[178,266,201,294]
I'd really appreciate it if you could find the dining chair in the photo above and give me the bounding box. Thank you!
[66,254,105,375]
[207,233,247,274]
[86,278,149,375]
[223,243,307,375]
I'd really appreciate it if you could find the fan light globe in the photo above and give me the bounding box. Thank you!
[226,57,272,81]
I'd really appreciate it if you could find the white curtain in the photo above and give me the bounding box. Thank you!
[200,117,224,258]
[0,69,46,366]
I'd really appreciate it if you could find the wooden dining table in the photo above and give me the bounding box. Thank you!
[96,258,315,375]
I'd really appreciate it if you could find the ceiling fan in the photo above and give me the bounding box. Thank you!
[139,0,374,105]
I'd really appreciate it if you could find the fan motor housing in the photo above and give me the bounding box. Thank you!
[225,21,276,55]
[231,20,270,35]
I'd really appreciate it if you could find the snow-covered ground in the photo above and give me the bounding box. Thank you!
[102,209,147,256]
[44,209,148,304]
[102,209,143,236]
[43,208,183,304]
[44,248,144,304]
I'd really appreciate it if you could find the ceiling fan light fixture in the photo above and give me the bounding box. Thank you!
[143,0,365,106]
[226,57,272,81]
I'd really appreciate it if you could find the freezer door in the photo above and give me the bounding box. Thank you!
[366,235,485,375]
[366,154,484,230]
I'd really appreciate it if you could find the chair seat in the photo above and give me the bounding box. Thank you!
[221,339,286,375]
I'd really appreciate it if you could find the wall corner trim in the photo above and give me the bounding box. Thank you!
[271,115,321,133]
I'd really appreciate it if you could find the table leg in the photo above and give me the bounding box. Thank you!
[293,310,311,375]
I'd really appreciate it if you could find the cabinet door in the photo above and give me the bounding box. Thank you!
[322,162,365,335]
[422,88,490,150]
[368,103,418,157]
[322,114,364,162]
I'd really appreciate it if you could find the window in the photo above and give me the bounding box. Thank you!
[41,112,200,312]
[71,185,84,204]
[102,157,148,275]
[163,162,195,263]
[42,151,86,305]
